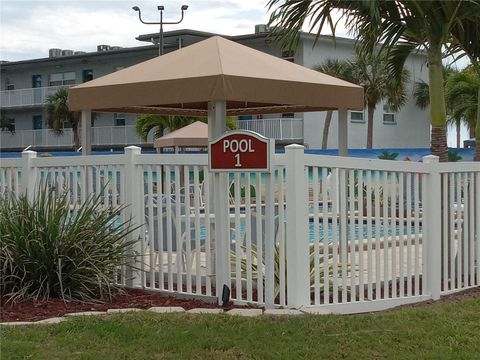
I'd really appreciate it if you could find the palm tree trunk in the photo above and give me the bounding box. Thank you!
[474,83,480,161]
[322,111,333,149]
[456,119,461,148]
[366,104,375,149]
[428,42,448,162]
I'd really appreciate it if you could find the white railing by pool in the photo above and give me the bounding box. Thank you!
[0,85,72,108]
[1,148,479,312]
[238,118,303,140]
[0,125,149,149]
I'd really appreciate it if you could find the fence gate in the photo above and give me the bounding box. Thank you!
[208,131,285,308]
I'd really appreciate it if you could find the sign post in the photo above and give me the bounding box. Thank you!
[209,130,274,172]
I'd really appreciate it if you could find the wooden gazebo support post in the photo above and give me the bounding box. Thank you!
[338,109,348,157]
[81,110,92,155]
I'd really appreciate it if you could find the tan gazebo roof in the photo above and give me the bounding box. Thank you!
[153,121,208,149]
[69,36,363,116]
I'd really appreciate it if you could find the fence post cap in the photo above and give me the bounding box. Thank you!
[422,155,439,163]
[285,144,305,150]
[21,150,37,158]
[124,145,141,153]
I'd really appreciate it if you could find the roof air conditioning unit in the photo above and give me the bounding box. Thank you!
[49,48,62,58]
[97,45,111,52]
[74,51,86,55]
[110,46,122,51]
[61,49,74,57]
[255,24,269,34]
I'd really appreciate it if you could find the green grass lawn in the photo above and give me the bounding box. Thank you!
[2,298,479,360]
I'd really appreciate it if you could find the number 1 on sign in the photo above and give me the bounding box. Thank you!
[234,153,241,167]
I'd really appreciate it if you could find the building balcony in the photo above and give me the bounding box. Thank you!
[0,118,304,151]
[0,85,72,108]
[0,125,149,150]
[237,118,303,142]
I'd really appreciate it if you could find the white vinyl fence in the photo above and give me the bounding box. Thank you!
[1,146,479,313]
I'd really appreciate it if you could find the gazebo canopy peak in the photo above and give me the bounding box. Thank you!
[69,36,363,115]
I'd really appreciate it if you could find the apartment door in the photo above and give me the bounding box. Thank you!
[32,115,43,146]
[33,115,43,130]
[32,75,42,104]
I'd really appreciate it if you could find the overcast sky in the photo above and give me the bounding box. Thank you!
[0,0,274,61]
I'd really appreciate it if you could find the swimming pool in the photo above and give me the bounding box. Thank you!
[140,217,421,245]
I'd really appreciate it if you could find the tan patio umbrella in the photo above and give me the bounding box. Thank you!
[69,35,363,155]
[154,121,208,152]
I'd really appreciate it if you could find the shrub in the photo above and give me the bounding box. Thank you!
[0,186,138,303]
[448,150,462,162]
[231,243,347,299]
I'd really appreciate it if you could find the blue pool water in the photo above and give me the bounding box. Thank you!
[139,219,421,244]
[308,220,421,242]
[1,148,475,161]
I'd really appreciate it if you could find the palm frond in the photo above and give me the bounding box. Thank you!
[413,80,430,110]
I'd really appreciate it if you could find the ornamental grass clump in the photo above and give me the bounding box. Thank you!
[0,186,138,303]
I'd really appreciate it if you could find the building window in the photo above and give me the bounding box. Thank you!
[383,104,396,124]
[114,113,126,126]
[6,84,14,90]
[49,72,76,86]
[82,69,93,82]
[350,111,365,123]
[282,113,295,118]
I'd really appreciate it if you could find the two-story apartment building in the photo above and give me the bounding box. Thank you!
[0,26,429,152]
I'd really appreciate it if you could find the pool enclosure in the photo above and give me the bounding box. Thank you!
[2,148,479,312]
[1,37,478,313]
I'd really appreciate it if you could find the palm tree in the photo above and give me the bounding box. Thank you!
[316,51,408,149]
[0,111,15,134]
[413,66,467,148]
[135,114,238,143]
[450,18,480,160]
[445,68,480,148]
[267,0,480,161]
[352,50,409,149]
[135,115,196,142]
[45,87,81,147]
[314,59,354,149]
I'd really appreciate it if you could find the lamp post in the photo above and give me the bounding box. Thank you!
[132,5,188,56]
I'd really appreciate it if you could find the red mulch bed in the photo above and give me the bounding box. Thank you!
[2,287,479,323]
[0,288,230,323]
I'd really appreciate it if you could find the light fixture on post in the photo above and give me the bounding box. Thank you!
[132,5,188,56]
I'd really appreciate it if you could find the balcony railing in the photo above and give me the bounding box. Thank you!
[1,119,303,150]
[0,85,72,108]
[237,118,303,140]
[0,125,149,150]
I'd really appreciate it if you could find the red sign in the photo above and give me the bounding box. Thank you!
[209,131,273,172]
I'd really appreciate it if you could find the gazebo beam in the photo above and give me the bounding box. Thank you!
[338,109,348,157]
[81,110,92,155]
